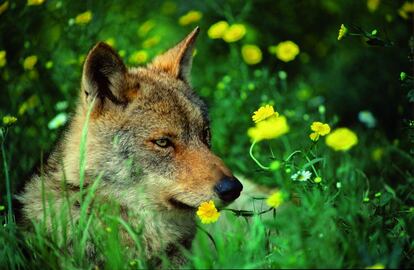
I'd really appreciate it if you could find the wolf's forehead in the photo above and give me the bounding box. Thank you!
[127,68,209,127]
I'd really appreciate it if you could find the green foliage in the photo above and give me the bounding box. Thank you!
[1,0,413,269]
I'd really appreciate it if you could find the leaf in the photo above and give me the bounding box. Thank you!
[379,192,393,207]
[407,89,414,103]
[384,184,396,198]
[303,158,325,169]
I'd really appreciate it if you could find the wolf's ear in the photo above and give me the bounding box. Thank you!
[81,42,127,108]
[149,27,199,83]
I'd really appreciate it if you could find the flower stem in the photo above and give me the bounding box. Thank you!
[284,149,319,177]
[221,207,274,217]
[284,150,302,161]
[1,129,13,222]
[196,224,217,251]
[249,140,270,170]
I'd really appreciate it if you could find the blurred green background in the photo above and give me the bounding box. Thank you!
[0,0,413,268]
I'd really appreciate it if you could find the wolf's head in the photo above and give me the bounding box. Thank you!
[75,27,242,212]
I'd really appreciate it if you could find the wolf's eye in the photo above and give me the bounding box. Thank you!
[153,138,172,148]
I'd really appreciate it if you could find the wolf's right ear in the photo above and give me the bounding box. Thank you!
[81,42,127,110]
[149,27,199,83]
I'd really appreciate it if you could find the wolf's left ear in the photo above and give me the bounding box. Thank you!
[149,27,199,83]
[82,42,127,108]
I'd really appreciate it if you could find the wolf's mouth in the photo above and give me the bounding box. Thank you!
[168,198,196,210]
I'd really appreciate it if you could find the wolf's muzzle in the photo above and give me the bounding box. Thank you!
[214,177,243,202]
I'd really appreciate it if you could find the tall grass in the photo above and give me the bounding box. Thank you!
[0,103,150,269]
[1,94,414,269]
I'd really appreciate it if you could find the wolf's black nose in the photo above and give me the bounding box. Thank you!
[214,177,243,202]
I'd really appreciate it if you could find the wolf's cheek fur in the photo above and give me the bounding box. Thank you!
[109,137,226,209]
[99,125,232,209]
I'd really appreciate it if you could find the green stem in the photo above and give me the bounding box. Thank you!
[1,129,13,222]
[284,150,302,162]
[284,150,319,178]
[249,141,270,170]
[79,101,95,201]
[308,140,319,152]
[196,224,217,251]
[221,207,274,217]
[302,152,319,177]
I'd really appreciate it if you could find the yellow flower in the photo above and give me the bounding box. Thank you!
[105,38,116,47]
[296,87,312,101]
[371,147,384,161]
[142,36,160,48]
[2,115,17,125]
[118,50,126,58]
[311,122,331,135]
[314,177,322,183]
[266,190,284,208]
[399,1,414,19]
[309,133,319,141]
[252,105,278,123]
[129,50,148,64]
[27,0,45,6]
[207,21,229,39]
[196,200,220,224]
[138,20,156,37]
[0,1,9,15]
[161,1,177,15]
[274,41,300,62]
[18,95,39,115]
[367,0,380,12]
[248,115,289,142]
[309,121,331,141]
[241,44,262,65]
[365,263,385,269]
[78,54,86,65]
[223,24,246,43]
[404,1,414,11]
[325,128,358,151]
[75,11,93,25]
[338,24,348,40]
[0,50,6,68]
[23,55,38,70]
[178,10,202,26]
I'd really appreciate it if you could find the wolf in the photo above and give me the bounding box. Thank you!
[19,27,243,265]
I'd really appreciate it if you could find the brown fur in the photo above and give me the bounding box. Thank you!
[19,27,241,264]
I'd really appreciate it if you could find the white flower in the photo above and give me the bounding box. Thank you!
[358,110,376,128]
[48,112,68,130]
[291,170,312,182]
[336,182,342,189]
